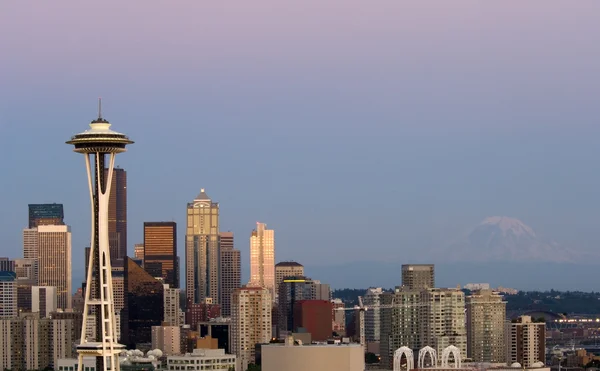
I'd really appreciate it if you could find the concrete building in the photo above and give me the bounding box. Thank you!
[261,342,364,371]
[293,300,333,341]
[231,287,272,370]
[37,224,72,310]
[164,284,182,326]
[506,316,546,368]
[144,222,178,288]
[275,261,304,301]
[421,288,467,359]
[219,231,241,317]
[331,298,346,336]
[249,223,276,301]
[151,325,181,356]
[14,258,37,312]
[466,289,507,363]
[186,189,220,304]
[0,271,17,318]
[401,264,434,290]
[363,287,383,342]
[166,349,236,371]
[32,286,58,318]
[0,319,24,370]
[56,357,96,371]
[186,299,221,330]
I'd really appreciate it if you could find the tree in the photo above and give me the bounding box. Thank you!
[365,352,379,364]
[247,364,261,371]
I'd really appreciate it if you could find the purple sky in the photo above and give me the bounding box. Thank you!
[1,1,600,289]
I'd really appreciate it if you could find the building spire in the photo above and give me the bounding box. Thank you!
[98,98,102,119]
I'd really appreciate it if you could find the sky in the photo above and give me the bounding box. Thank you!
[1,1,600,290]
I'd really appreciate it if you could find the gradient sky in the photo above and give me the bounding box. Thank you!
[1,1,600,289]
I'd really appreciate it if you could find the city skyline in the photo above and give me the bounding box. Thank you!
[2,1,600,292]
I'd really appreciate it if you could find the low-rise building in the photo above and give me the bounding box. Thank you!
[167,349,236,371]
[262,342,364,371]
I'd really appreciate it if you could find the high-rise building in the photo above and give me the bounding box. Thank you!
[0,271,17,318]
[164,284,182,326]
[275,262,304,301]
[23,228,39,261]
[121,257,164,349]
[420,288,467,359]
[28,203,64,228]
[134,243,144,261]
[249,222,275,299]
[231,287,272,371]
[505,315,546,367]
[67,104,133,371]
[363,287,383,343]
[219,232,240,317]
[14,258,36,312]
[277,276,319,335]
[331,298,346,336]
[106,167,127,266]
[32,286,58,318]
[0,258,15,273]
[401,264,434,290]
[380,288,422,369]
[37,225,72,310]
[186,189,220,304]
[144,222,178,287]
[466,289,507,363]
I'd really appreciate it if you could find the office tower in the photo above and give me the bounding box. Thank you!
[32,286,58,318]
[0,271,17,318]
[231,287,272,371]
[37,225,72,310]
[420,288,467,359]
[293,300,333,341]
[380,288,422,370]
[277,276,318,335]
[0,258,15,272]
[14,258,37,312]
[164,284,182,326]
[331,299,346,336]
[466,289,507,363]
[106,167,127,266]
[401,264,434,290]
[121,257,164,349]
[134,243,144,261]
[23,228,39,260]
[67,103,133,371]
[505,316,546,367]
[144,222,178,287]
[186,189,220,304]
[363,287,383,343]
[151,325,181,355]
[28,203,64,228]
[275,261,304,300]
[249,222,275,299]
[219,232,241,317]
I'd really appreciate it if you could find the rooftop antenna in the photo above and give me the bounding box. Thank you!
[98,97,102,119]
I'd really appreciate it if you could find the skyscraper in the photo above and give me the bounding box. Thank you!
[231,287,272,371]
[0,271,17,318]
[466,289,506,363]
[134,244,144,261]
[144,222,178,287]
[106,167,127,266]
[28,203,64,228]
[505,316,546,367]
[274,261,304,301]
[401,264,434,290]
[219,232,240,317]
[67,103,132,371]
[186,189,220,304]
[37,225,72,310]
[363,287,383,343]
[249,222,275,300]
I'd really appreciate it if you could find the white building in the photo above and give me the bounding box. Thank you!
[464,283,491,291]
[32,286,58,318]
[167,349,236,371]
[421,288,467,359]
[0,272,17,318]
[164,284,181,326]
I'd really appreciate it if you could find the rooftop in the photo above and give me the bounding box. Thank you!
[276,261,303,267]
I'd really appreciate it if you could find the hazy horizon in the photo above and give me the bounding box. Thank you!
[2,1,600,291]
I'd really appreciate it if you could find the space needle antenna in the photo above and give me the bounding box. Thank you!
[98,97,102,119]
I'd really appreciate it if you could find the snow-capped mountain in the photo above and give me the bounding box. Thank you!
[443,216,574,263]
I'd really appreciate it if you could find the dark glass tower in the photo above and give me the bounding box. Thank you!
[121,257,164,349]
[28,204,64,227]
[106,167,127,266]
[143,222,178,288]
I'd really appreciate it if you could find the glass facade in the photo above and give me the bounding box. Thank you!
[121,257,164,348]
[143,222,178,288]
[28,204,64,228]
[106,167,127,266]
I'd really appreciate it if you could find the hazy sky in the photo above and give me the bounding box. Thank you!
[1,1,600,288]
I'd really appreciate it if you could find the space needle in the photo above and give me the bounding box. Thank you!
[67,100,133,371]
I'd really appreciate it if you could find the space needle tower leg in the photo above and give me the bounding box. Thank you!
[68,101,133,371]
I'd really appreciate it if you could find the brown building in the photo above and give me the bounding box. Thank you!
[401,264,434,290]
[144,222,178,288]
[106,167,127,266]
[186,300,221,330]
[293,300,333,341]
[219,232,240,317]
[506,315,546,367]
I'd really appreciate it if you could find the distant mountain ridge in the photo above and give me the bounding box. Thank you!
[442,216,575,263]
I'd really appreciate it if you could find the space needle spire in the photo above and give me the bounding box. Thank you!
[67,101,133,371]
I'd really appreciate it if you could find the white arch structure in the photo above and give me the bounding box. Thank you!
[418,346,438,368]
[394,346,414,371]
[441,345,462,369]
